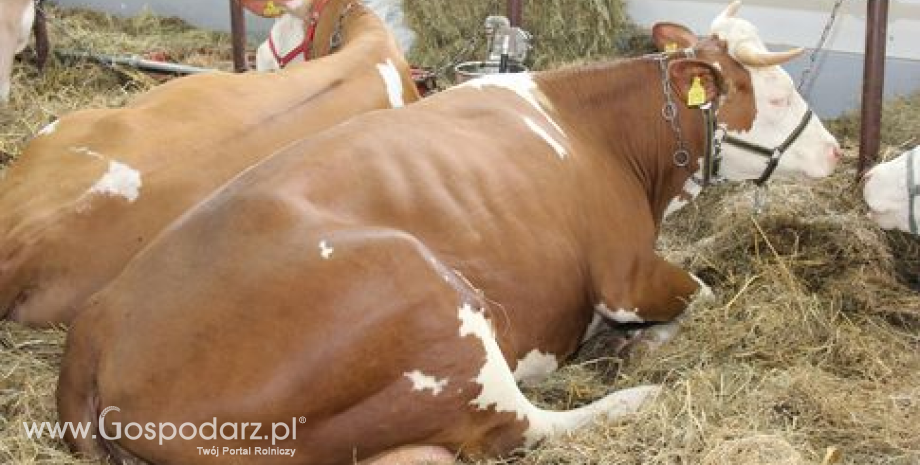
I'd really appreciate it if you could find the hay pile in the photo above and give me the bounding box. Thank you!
[404,0,652,80]
[2,2,920,465]
[0,4,233,165]
[479,159,920,464]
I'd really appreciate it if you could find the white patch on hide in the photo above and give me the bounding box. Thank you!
[319,240,334,259]
[404,370,449,396]
[376,59,405,108]
[595,303,644,324]
[88,160,142,202]
[524,117,567,159]
[37,120,58,137]
[512,349,559,383]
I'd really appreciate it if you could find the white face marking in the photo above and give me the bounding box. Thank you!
[460,72,567,138]
[512,349,559,383]
[863,147,919,233]
[88,161,142,202]
[404,370,449,396]
[709,15,839,181]
[523,117,567,159]
[376,59,405,108]
[37,120,59,137]
[255,12,305,72]
[595,303,644,324]
[457,303,660,446]
[17,0,35,52]
[318,240,334,259]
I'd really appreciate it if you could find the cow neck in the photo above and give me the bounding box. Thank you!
[535,58,707,227]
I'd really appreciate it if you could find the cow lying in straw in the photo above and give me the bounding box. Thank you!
[58,2,840,464]
[0,0,420,326]
[0,0,35,103]
[863,146,920,234]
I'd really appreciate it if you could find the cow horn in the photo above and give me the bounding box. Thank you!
[723,1,742,18]
[735,42,804,67]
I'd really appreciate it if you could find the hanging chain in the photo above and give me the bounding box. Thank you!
[656,56,691,167]
[797,0,845,96]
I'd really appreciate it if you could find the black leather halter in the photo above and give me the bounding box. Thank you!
[721,108,815,186]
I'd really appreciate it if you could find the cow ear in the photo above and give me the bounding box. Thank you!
[652,22,698,51]
[668,59,724,106]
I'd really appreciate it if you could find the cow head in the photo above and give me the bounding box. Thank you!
[0,0,35,103]
[653,1,841,183]
[255,0,308,72]
[862,147,920,234]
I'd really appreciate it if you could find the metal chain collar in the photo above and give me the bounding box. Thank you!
[797,0,845,96]
[655,55,691,167]
[327,1,358,55]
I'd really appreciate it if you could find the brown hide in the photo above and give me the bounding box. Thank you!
[0,0,420,326]
[59,41,758,463]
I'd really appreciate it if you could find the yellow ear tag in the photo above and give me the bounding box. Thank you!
[263,0,282,16]
[687,76,706,107]
[665,42,679,53]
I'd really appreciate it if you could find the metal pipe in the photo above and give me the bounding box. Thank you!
[507,0,523,28]
[858,0,889,177]
[32,0,50,70]
[230,0,248,73]
[56,50,217,75]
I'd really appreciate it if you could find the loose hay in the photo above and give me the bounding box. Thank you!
[0,4,233,165]
[1,3,920,465]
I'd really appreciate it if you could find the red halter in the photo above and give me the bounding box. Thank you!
[269,0,335,68]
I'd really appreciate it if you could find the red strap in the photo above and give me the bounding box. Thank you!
[302,0,336,60]
[268,32,307,68]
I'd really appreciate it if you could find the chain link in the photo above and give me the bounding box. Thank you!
[656,56,690,167]
[797,0,845,96]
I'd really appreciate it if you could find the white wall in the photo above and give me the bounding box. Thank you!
[627,0,920,60]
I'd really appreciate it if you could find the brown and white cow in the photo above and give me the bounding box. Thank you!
[58,3,839,464]
[0,0,35,103]
[863,145,920,234]
[0,0,420,326]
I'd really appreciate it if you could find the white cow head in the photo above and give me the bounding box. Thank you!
[254,0,415,72]
[0,0,35,103]
[709,1,842,182]
[655,1,841,185]
[255,0,308,72]
[863,147,920,234]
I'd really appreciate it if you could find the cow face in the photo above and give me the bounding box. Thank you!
[255,3,307,72]
[0,0,35,103]
[862,147,920,233]
[654,1,841,183]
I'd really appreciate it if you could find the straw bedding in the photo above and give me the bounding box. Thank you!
[1,2,918,464]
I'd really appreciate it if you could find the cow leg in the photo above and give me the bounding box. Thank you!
[593,253,711,350]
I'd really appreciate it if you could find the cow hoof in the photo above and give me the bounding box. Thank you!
[690,272,715,302]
